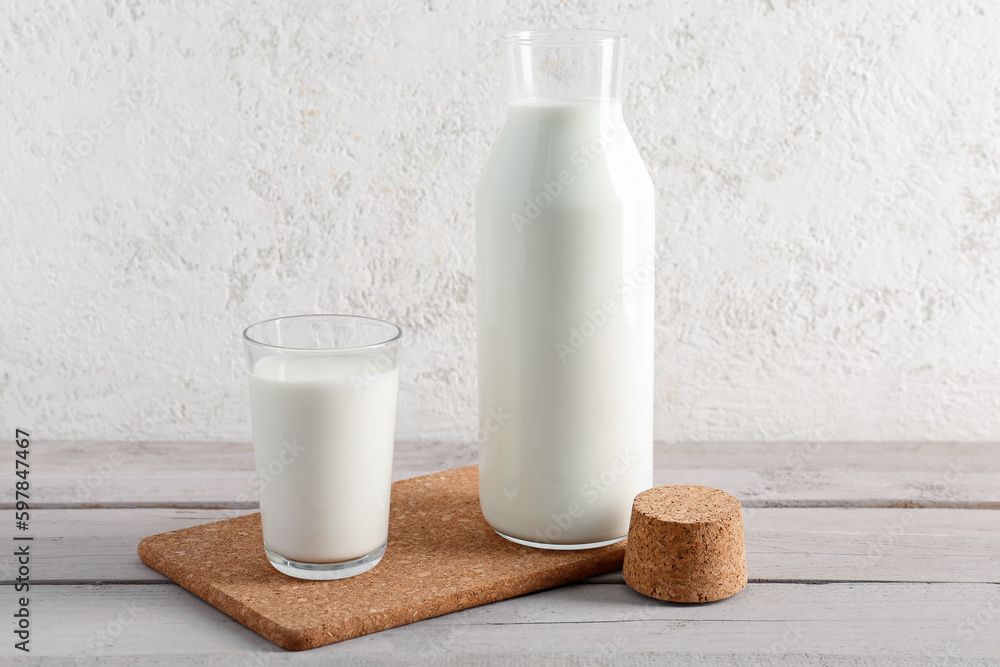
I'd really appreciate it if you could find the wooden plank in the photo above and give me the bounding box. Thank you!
[9,507,999,585]
[5,441,999,508]
[748,507,1000,584]
[0,508,254,583]
[3,582,998,664]
[656,441,1000,509]
[2,440,473,508]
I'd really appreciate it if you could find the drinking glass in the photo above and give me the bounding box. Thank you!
[242,314,402,579]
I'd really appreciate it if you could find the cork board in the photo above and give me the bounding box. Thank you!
[137,465,626,650]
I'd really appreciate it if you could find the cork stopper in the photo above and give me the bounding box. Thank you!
[622,485,747,603]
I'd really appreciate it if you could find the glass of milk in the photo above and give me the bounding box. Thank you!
[476,30,655,549]
[242,314,401,580]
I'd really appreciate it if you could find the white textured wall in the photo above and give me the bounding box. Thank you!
[2,0,999,442]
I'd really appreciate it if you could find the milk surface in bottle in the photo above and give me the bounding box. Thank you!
[477,31,654,548]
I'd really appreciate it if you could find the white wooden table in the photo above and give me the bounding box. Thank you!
[3,441,999,665]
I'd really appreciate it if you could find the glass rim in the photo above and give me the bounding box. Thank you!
[242,313,403,354]
[501,29,627,46]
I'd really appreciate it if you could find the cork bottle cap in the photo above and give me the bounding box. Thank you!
[622,485,747,603]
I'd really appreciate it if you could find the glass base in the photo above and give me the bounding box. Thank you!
[264,541,386,580]
[494,530,626,551]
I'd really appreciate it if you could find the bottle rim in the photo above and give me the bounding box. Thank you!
[501,29,626,46]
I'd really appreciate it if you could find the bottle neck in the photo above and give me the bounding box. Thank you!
[502,30,625,105]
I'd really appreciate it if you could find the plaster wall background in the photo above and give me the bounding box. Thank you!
[2,0,998,442]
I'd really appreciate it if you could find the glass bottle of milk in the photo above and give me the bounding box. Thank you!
[477,30,654,549]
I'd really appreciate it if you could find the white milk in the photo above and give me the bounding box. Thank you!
[249,354,398,563]
[477,100,654,546]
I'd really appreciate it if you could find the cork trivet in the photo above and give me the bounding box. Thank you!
[138,465,626,650]
[622,485,747,603]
